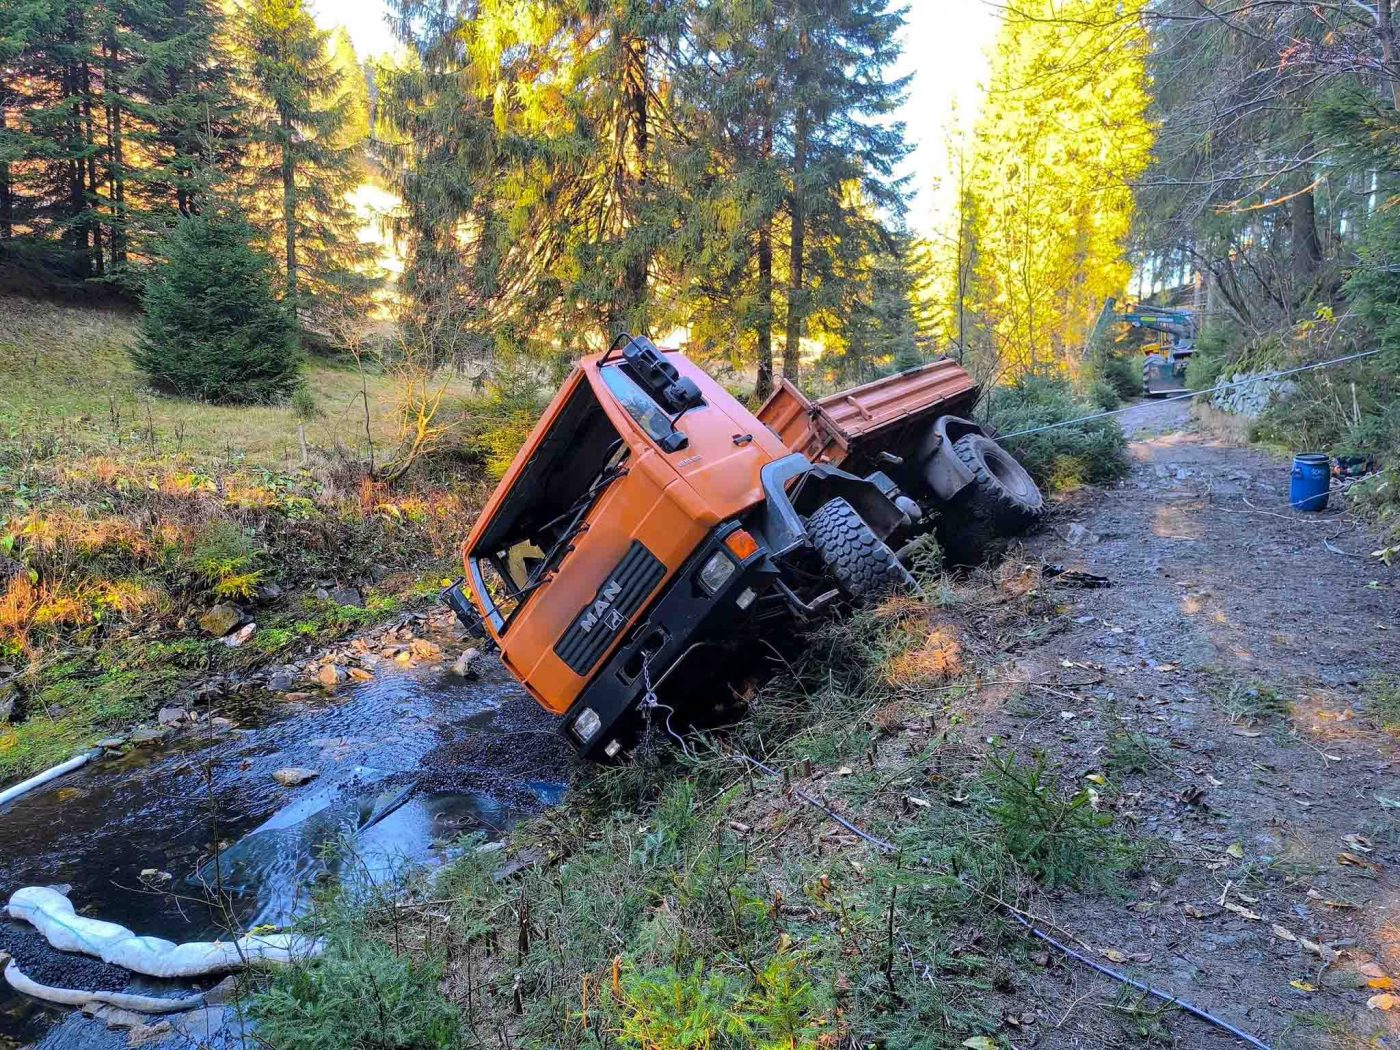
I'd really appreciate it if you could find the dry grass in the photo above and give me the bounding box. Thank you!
[0,295,477,470]
[1191,401,1253,444]
[0,296,491,781]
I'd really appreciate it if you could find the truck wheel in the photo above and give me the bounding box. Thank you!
[807,497,915,599]
[952,433,1045,530]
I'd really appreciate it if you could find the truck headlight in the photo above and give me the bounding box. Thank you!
[698,551,736,594]
[573,707,602,742]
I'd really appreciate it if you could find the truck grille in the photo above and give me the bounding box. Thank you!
[554,541,666,675]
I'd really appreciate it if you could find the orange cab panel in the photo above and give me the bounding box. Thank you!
[461,348,787,719]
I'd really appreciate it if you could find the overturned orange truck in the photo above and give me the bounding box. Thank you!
[444,336,1044,760]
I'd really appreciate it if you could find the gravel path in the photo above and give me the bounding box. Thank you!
[983,409,1398,1047]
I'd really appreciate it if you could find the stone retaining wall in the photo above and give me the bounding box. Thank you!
[1210,371,1298,419]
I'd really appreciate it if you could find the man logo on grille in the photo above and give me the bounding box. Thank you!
[577,580,623,634]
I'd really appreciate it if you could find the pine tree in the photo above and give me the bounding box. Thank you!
[0,0,238,280]
[664,0,784,395]
[235,0,374,315]
[133,203,300,402]
[118,0,240,222]
[776,0,910,385]
[382,0,911,382]
[956,0,1152,375]
[327,27,370,147]
[0,0,105,276]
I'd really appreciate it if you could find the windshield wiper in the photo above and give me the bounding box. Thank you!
[514,458,629,602]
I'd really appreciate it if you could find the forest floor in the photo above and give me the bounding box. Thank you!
[974,398,1400,1047]
[0,295,484,783]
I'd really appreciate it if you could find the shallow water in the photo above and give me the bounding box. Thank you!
[0,660,569,1046]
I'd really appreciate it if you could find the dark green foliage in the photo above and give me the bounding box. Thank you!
[236,0,375,315]
[1184,323,1243,392]
[1101,355,1140,402]
[251,900,465,1050]
[458,357,555,477]
[381,0,911,391]
[982,749,1126,888]
[133,206,300,402]
[0,0,238,280]
[984,375,1129,491]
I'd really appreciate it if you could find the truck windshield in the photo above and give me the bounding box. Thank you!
[469,378,626,630]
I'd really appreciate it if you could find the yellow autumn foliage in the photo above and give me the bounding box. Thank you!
[927,0,1154,376]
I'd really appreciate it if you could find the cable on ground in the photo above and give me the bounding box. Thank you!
[730,751,1273,1050]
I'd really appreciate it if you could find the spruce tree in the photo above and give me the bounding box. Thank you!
[776,0,910,385]
[235,0,374,316]
[133,205,301,403]
[0,0,238,279]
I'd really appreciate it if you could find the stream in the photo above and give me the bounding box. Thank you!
[0,654,570,1048]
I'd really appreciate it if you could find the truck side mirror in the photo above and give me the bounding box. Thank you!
[663,377,702,414]
[659,431,689,453]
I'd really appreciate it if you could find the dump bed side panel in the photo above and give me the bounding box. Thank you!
[814,360,977,447]
[755,359,978,467]
[756,380,837,462]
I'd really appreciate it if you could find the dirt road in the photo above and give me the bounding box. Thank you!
[987,405,1398,1046]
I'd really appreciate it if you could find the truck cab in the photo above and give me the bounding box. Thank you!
[450,336,1045,760]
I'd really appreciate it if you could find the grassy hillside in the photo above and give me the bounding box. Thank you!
[0,296,484,783]
[0,296,471,468]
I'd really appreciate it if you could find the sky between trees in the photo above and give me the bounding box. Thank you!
[309,0,1000,236]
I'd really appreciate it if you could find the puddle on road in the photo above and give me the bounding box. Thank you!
[0,661,570,1046]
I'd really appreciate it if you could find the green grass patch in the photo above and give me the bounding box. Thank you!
[1106,730,1172,775]
[0,641,207,780]
[253,582,1137,1048]
[1367,675,1400,733]
[1216,678,1291,725]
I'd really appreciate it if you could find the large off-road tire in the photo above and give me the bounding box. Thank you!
[806,497,916,600]
[939,434,1045,565]
[952,433,1045,530]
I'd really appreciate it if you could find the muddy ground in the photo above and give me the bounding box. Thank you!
[974,400,1399,1047]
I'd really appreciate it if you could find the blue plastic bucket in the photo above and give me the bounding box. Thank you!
[1290,453,1331,512]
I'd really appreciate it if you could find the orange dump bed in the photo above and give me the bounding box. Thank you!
[757,359,978,467]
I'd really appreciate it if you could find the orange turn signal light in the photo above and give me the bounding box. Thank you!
[724,529,759,561]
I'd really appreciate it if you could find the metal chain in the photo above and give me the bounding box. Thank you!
[637,650,690,757]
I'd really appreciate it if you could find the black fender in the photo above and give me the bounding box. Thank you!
[914,415,988,502]
[754,453,906,549]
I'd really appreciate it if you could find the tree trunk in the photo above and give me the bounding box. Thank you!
[103,31,127,263]
[280,108,297,302]
[755,98,774,400]
[0,93,12,241]
[619,32,649,332]
[81,60,103,275]
[756,219,774,399]
[1290,185,1322,299]
[784,102,808,383]
[1378,0,1400,110]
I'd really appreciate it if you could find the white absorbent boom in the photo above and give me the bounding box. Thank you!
[5,886,319,978]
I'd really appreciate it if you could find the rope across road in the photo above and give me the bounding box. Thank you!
[993,347,1383,441]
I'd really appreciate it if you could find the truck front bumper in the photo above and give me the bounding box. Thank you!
[563,523,771,760]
